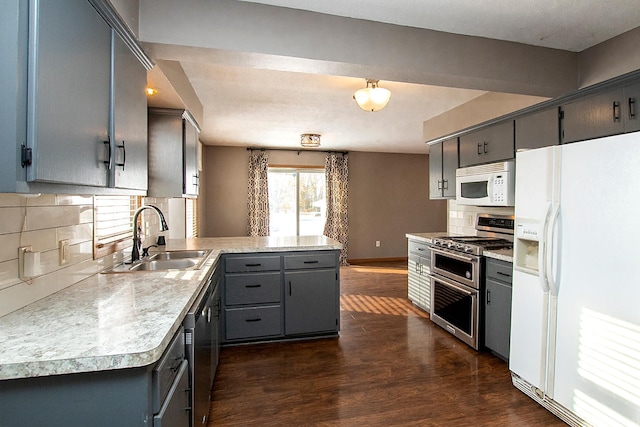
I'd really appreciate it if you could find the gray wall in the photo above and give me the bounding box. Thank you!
[199,146,447,260]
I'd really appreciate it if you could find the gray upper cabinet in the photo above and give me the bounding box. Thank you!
[1,0,149,193]
[459,121,514,167]
[429,137,457,199]
[515,108,559,150]
[111,31,148,191]
[26,0,111,187]
[561,88,625,144]
[148,109,201,198]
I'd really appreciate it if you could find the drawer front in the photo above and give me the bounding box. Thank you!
[408,239,430,257]
[486,258,513,284]
[284,252,337,270]
[153,359,190,427]
[225,272,281,306]
[225,255,281,273]
[225,305,282,340]
[152,327,185,414]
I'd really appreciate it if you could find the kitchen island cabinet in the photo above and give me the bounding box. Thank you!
[407,238,431,312]
[222,249,341,344]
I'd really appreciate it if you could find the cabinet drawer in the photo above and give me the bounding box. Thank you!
[486,259,513,284]
[225,272,281,305]
[284,252,337,270]
[408,240,430,257]
[153,359,189,427]
[225,255,280,273]
[225,305,282,340]
[152,327,185,414]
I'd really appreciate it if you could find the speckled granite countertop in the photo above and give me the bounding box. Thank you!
[406,232,513,262]
[0,236,341,381]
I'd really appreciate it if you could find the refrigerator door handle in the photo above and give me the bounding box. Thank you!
[537,202,552,294]
[546,202,560,297]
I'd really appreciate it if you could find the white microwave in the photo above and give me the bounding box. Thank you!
[456,161,515,206]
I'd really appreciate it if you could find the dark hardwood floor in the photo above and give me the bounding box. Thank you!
[209,261,566,426]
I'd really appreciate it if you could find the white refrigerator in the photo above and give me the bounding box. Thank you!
[510,133,640,427]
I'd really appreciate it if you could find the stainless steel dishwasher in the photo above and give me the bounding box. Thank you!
[183,273,214,426]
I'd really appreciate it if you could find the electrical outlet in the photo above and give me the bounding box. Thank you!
[375,240,381,247]
[59,239,70,266]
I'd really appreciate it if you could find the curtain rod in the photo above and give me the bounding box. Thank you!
[246,147,348,155]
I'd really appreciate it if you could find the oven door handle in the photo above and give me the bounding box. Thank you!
[430,247,477,263]
[431,274,474,296]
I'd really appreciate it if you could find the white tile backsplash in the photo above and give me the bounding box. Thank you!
[447,199,514,235]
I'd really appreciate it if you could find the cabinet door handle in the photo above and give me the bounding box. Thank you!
[245,318,262,322]
[115,141,125,171]
[477,142,483,155]
[630,97,637,120]
[487,289,491,304]
[103,139,112,169]
[289,280,292,296]
[245,284,262,288]
[437,179,442,190]
[496,271,511,279]
[245,263,262,267]
[613,101,621,122]
[442,179,448,190]
[303,260,319,264]
[483,141,488,154]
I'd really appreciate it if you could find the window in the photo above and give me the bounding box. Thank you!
[93,195,141,258]
[268,167,325,236]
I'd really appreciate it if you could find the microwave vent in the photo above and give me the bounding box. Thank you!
[456,160,514,177]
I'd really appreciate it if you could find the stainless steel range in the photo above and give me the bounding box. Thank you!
[429,214,513,349]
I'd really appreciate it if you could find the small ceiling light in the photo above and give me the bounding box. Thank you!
[146,87,158,96]
[353,79,391,112]
[300,133,321,148]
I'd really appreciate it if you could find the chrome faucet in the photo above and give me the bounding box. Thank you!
[131,205,169,262]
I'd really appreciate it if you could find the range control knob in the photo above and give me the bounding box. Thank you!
[456,243,465,250]
[464,246,474,253]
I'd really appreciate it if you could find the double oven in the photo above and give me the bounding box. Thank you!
[429,215,513,350]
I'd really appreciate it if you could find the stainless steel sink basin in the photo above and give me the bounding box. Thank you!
[149,250,208,260]
[129,258,199,271]
[102,250,211,273]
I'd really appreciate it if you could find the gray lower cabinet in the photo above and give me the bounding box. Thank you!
[0,328,189,427]
[407,239,431,311]
[484,258,513,361]
[459,121,514,167]
[222,251,340,344]
[515,108,560,150]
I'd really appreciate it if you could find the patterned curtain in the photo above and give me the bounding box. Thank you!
[247,150,270,236]
[323,153,349,264]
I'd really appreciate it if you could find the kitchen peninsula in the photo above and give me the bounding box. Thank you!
[0,235,341,427]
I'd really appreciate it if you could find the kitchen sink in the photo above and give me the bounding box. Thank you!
[102,250,211,273]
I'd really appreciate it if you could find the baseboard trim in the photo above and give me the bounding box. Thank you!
[346,257,408,265]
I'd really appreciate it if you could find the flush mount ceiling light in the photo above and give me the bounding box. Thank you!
[300,133,321,148]
[353,79,391,112]
[146,87,158,96]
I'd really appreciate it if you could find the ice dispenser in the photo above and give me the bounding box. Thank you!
[514,219,543,274]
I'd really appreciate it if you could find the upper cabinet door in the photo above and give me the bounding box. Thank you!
[459,121,514,167]
[183,119,199,197]
[515,108,560,151]
[623,82,640,134]
[561,88,625,144]
[441,137,458,198]
[112,31,148,191]
[27,0,111,186]
[428,141,443,199]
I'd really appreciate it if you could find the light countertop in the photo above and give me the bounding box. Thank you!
[0,236,341,381]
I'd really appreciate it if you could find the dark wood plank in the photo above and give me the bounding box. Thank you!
[209,261,566,426]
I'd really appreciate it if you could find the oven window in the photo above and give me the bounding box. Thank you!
[433,253,474,282]
[433,280,473,336]
[460,181,488,199]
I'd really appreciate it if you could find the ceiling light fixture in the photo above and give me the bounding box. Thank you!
[300,133,321,148]
[146,87,158,96]
[353,79,391,112]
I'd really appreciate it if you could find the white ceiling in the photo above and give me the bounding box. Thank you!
[147,0,640,154]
